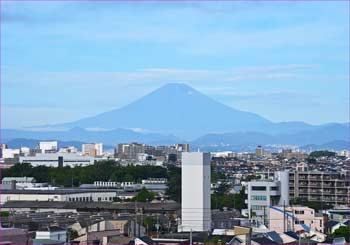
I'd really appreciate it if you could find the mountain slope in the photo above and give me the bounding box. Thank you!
[57,83,273,139]
[191,123,349,147]
[2,128,181,146]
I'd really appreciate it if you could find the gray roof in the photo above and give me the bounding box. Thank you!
[2,201,180,212]
[2,177,35,182]
[0,188,118,195]
[325,220,340,229]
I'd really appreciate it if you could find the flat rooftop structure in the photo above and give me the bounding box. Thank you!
[1,201,180,212]
[0,188,120,195]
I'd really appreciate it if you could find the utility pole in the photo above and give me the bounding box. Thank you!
[283,201,286,233]
[263,206,266,227]
[134,200,137,238]
[292,206,295,232]
[156,215,160,238]
[190,228,192,245]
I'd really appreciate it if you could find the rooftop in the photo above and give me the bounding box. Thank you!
[2,201,180,212]
[2,177,35,182]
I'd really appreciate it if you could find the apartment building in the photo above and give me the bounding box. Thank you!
[39,141,58,153]
[289,170,350,206]
[82,143,103,157]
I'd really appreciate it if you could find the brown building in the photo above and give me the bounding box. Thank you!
[289,170,350,206]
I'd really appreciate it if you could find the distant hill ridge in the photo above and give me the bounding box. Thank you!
[3,83,349,148]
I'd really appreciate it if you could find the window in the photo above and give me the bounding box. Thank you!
[252,186,266,191]
[295,220,305,224]
[251,205,265,210]
[270,187,279,191]
[295,210,304,215]
[251,195,267,201]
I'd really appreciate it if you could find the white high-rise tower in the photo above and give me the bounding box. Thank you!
[179,152,211,232]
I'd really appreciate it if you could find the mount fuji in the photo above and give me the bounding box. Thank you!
[4,83,348,148]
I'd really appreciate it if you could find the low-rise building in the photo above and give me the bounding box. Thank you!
[269,206,323,234]
[245,170,289,222]
[2,176,36,185]
[82,143,103,157]
[19,153,95,167]
[39,141,58,153]
[34,226,67,245]
[0,227,32,245]
[0,189,117,204]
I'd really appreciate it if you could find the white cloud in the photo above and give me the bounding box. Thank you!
[3,64,319,88]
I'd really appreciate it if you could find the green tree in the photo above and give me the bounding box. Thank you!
[333,226,350,242]
[309,150,336,158]
[215,182,230,195]
[132,187,156,202]
[0,211,9,217]
[143,216,157,232]
[243,175,261,181]
[211,188,247,210]
[290,197,333,211]
[211,166,225,183]
[1,161,168,187]
[166,166,181,202]
[113,196,123,202]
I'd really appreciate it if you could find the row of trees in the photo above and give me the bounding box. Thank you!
[212,181,247,210]
[1,161,180,202]
[1,161,168,187]
[290,197,333,211]
[309,150,336,158]
[2,161,247,210]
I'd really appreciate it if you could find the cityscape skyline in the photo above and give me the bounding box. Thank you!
[1,1,349,244]
[2,1,349,129]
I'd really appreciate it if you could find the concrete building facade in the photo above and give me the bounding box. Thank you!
[180,152,211,232]
[0,189,117,204]
[245,171,290,222]
[289,170,350,206]
[19,153,95,167]
[269,206,324,234]
[39,141,58,153]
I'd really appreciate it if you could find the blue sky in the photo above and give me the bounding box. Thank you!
[1,1,349,129]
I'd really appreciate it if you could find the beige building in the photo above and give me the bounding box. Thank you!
[82,143,103,157]
[289,170,350,206]
[269,206,323,234]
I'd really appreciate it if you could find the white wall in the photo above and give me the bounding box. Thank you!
[2,149,20,159]
[36,230,67,243]
[275,170,289,206]
[1,191,117,204]
[180,152,211,232]
[39,141,58,152]
[1,193,64,204]
[19,153,94,167]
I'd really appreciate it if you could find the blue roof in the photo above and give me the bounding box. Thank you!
[33,239,65,245]
[265,231,283,244]
[284,231,299,240]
